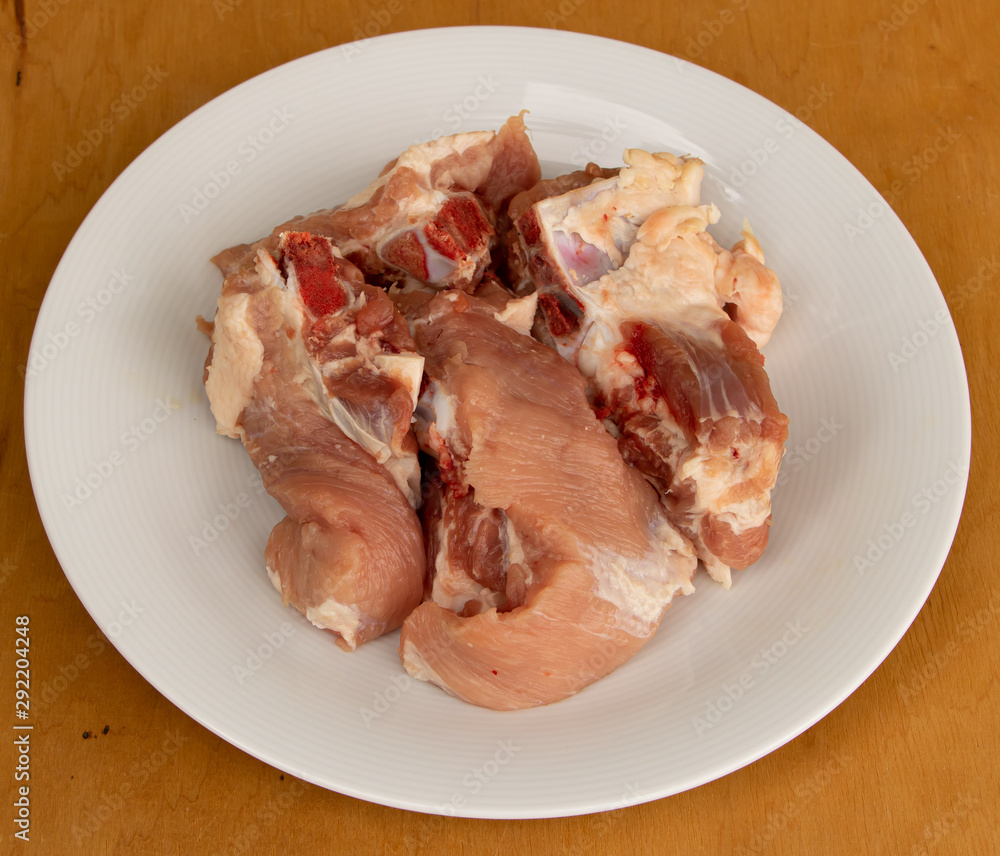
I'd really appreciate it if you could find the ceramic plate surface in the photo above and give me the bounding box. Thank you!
[25,26,970,818]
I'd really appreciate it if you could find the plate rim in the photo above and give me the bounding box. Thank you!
[23,25,972,819]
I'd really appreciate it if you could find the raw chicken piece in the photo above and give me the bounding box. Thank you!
[327,113,540,288]
[567,205,790,584]
[203,237,425,649]
[212,115,540,292]
[511,149,782,354]
[508,150,704,359]
[278,231,424,506]
[514,151,704,288]
[399,289,697,710]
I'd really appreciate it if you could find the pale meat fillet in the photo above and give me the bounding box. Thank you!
[399,290,696,710]
[571,206,789,584]
[203,244,424,649]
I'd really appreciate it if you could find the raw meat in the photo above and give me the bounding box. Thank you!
[399,288,697,709]
[520,201,789,584]
[203,234,425,649]
[326,112,540,288]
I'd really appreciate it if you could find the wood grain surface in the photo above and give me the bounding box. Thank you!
[2,1,997,853]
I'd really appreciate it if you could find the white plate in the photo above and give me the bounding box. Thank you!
[25,27,970,818]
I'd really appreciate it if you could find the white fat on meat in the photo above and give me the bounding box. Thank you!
[268,562,365,647]
[428,526,506,616]
[399,639,448,689]
[532,151,705,289]
[491,291,538,336]
[205,292,265,439]
[342,131,495,210]
[372,353,425,413]
[304,599,364,648]
[576,206,723,324]
[589,518,697,637]
[568,204,787,580]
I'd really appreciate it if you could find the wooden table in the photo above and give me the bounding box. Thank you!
[2,1,996,852]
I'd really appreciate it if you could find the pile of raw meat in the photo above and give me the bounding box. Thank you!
[201,114,789,710]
